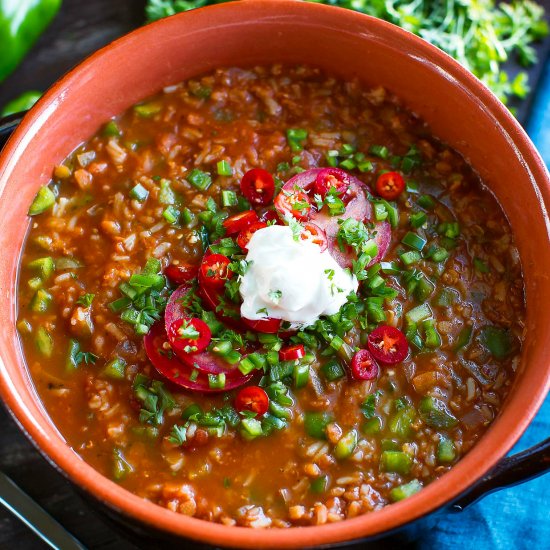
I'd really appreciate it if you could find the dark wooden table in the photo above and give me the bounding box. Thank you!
[1,1,549,549]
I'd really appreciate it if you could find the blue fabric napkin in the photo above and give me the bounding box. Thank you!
[417,60,550,550]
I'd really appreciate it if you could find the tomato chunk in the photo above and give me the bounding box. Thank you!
[314,168,351,198]
[237,221,267,250]
[367,325,409,364]
[241,168,275,206]
[167,317,211,355]
[199,253,233,289]
[222,210,258,235]
[300,222,328,252]
[274,189,313,221]
[234,386,269,416]
[164,264,198,285]
[279,344,305,361]
[375,172,405,200]
[351,349,379,380]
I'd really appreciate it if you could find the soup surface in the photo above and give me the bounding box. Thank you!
[18,65,525,528]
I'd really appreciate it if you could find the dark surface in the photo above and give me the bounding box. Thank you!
[1,1,550,549]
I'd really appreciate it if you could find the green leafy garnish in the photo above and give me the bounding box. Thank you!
[76,293,95,307]
[145,0,548,106]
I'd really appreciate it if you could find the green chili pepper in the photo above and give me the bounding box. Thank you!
[0,1,62,83]
[1,90,41,116]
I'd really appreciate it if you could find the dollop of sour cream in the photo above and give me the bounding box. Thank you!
[239,225,358,327]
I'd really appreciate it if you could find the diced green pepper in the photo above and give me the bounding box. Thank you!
[380,450,412,474]
[30,288,52,313]
[410,212,427,228]
[134,101,162,117]
[241,418,262,440]
[28,186,55,216]
[310,474,329,494]
[36,326,53,357]
[103,357,126,380]
[455,325,473,351]
[268,401,291,420]
[402,231,427,252]
[389,406,416,439]
[390,479,422,501]
[423,319,442,349]
[293,363,309,389]
[28,257,55,280]
[162,205,180,224]
[334,429,358,460]
[400,250,422,266]
[304,412,332,439]
[321,359,345,382]
[437,435,457,463]
[363,417,382,435]
[217,160,233,176]
[188,169,212,191]
[419,396,458,428]
[129,183,149,202]
[405,303,432,324]
[102,120,121,137]
[480,326,512,359]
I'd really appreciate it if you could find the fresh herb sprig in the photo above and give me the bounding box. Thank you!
[145,0,548,106]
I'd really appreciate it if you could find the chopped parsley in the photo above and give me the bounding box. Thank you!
[76,293,95,307]
[133,374,176,426]
[361,390,382,418]
[268,289,283,304]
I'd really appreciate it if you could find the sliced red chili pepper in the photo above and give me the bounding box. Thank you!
[260,209,283,225]
[351,349,379,380]
[242,316,281,334]
[144,322,253,392]
[167,317,211,355]
[234,385,269,416]
[367,325,409,364]
[375,171,405,200]
[274,189,313,221]
[222,210,258,235]
[164,264,199,285]
[199,253,233,289]
[279,344,305,361]
[241,168,275,206]
[300,222,328,252]
[314,167,351,198]
[237,221,267,250]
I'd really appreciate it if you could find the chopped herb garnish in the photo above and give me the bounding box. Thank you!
[268,289,283,304]
[76,293,95,307]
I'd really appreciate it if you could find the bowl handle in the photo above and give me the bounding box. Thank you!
[0,113,24,150]
[452,437,550,511]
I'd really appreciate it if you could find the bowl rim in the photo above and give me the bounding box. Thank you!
[1,1,550,548]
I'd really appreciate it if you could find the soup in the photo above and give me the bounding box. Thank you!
[17,65,524,528]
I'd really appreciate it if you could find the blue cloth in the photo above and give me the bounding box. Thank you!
[417,60,550,550]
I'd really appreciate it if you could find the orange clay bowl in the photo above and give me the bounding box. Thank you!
[1,1,549,548]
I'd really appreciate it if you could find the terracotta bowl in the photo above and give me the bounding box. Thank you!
[1,1,549,548]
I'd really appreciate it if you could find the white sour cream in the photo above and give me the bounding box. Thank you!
[239,225,358,327]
